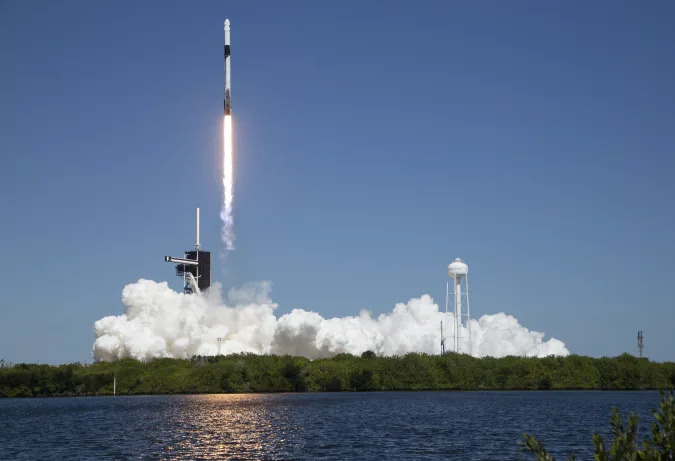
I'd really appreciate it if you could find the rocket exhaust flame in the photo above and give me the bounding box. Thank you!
[221,115,234,249]
[221,19,234,250]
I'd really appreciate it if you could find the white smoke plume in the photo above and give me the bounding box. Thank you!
[93,279,568,361]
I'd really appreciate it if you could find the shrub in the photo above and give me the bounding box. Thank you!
[524,391,675,460]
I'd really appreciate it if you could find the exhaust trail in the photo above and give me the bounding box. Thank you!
[221,19,235,250]
[221,114,234,249]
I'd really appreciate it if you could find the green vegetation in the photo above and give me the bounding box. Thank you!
[524,391,675,460]
[0,352,673,397]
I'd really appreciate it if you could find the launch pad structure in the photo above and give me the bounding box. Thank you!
[165,208,211,294]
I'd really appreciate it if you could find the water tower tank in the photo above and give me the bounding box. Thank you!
[448,258,468,277]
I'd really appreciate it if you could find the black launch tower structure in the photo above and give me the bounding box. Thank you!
[164,208,211,294]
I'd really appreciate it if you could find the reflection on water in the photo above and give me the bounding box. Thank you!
[0,391,659,460]
[169,395,298,459]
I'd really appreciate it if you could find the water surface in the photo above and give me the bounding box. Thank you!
[0,391,660,459]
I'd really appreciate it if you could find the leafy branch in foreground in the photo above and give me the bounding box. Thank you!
[525,391,674,460]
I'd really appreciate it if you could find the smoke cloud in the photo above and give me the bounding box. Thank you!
[93,279,568,361]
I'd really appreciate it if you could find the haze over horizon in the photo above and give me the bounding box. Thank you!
[1,1,674,363]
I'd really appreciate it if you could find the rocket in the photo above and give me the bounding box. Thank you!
[224,19,231,115]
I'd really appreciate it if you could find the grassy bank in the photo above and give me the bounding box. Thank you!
[1,352,674,397]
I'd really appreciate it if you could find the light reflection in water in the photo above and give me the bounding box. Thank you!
[155,394,301,459]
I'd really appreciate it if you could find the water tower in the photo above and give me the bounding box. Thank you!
[443,258,471,354]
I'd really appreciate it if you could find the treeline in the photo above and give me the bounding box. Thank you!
[1,352,674,397]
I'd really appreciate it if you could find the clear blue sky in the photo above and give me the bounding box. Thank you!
[2,1,674,364]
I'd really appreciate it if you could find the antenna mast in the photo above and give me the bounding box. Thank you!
[196,207,201,250]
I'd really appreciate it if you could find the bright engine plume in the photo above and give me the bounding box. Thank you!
[221,115,234,249]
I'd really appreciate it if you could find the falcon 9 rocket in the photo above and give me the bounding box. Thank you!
[224,19,231,116]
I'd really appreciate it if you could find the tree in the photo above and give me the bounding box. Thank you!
[524,391,675,460]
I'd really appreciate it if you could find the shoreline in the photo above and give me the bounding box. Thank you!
[1,388,669,400]
[2,353,674,398]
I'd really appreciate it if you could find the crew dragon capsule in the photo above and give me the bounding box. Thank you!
[224,18,231,115]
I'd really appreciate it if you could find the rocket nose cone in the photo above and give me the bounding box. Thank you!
[225,19,230,26]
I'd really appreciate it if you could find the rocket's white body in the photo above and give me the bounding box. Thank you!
[224,19,232,115]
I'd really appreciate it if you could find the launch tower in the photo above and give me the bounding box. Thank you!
[165,208,211,294]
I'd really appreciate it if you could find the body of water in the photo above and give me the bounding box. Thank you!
[0,391,661,459]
